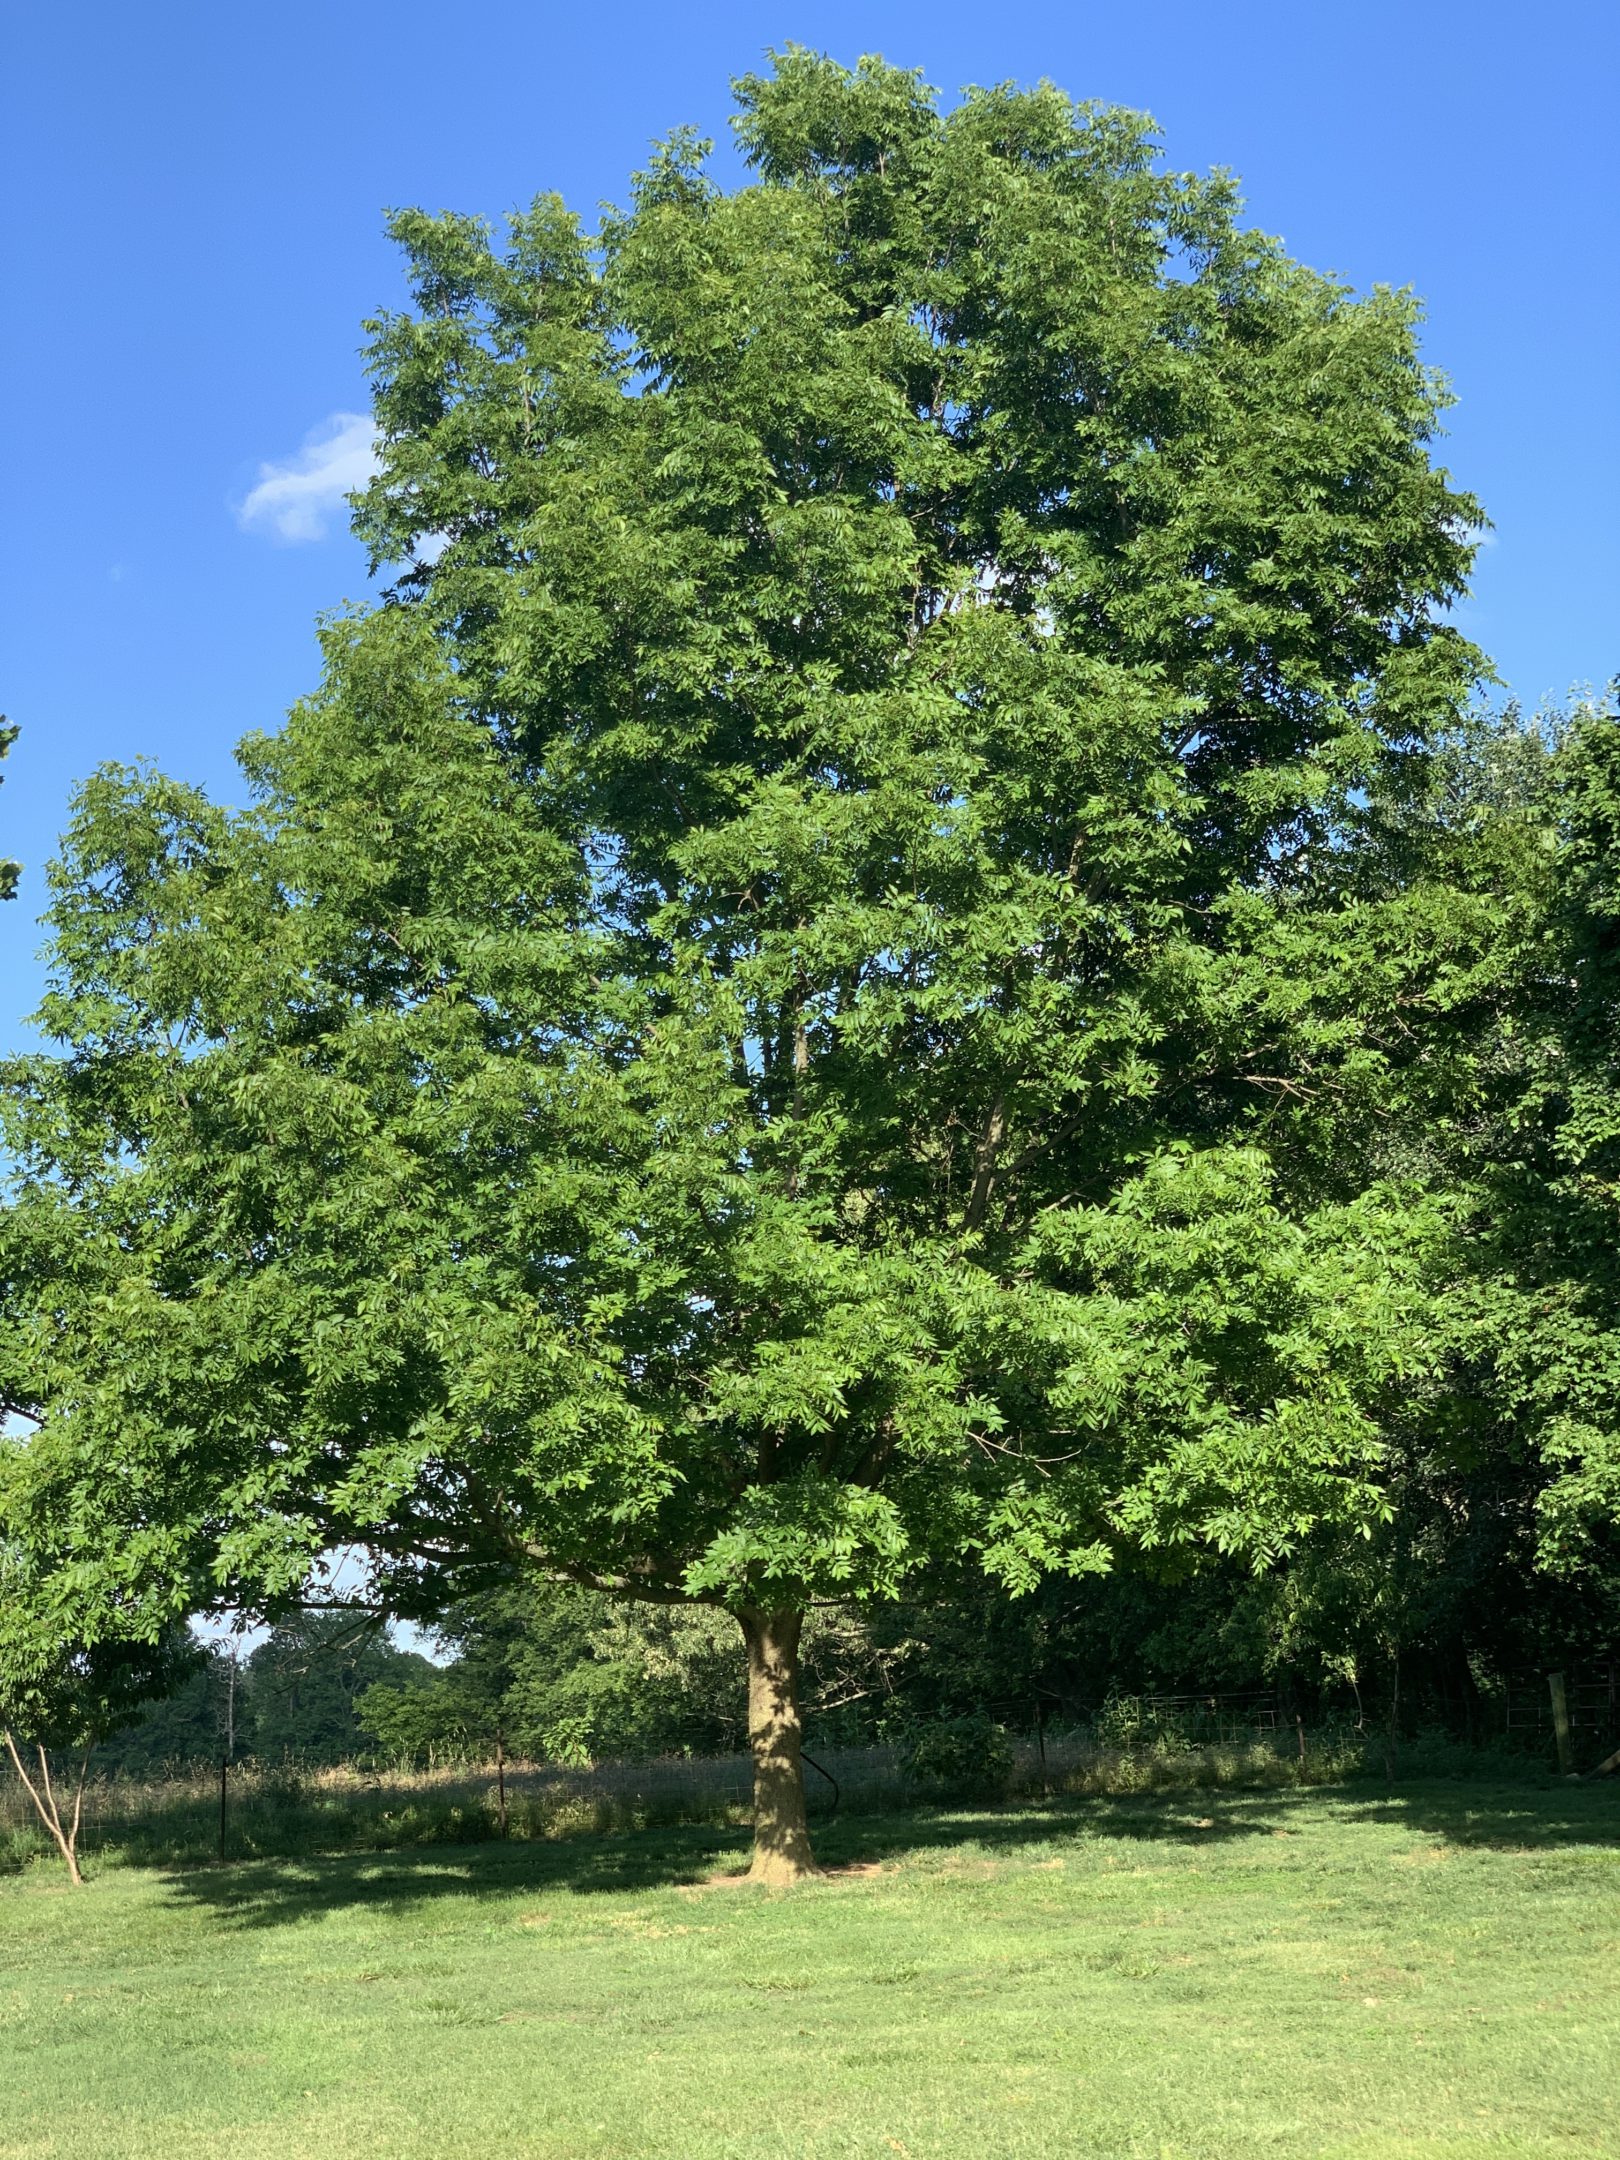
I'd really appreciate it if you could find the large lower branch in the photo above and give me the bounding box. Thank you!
[525,1552,711,1607]
[963,1092,1007,1232]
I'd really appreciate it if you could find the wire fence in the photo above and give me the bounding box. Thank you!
[6,1671,1611,1875]
[0,1724,1443,1874]
[1505,1663,1620,1740]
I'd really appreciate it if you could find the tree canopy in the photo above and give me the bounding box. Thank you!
[0,50,1558,1881]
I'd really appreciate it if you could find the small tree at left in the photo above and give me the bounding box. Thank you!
[0,1553,190,1883]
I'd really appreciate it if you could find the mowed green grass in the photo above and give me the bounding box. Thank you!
[2,1781,1617,2160]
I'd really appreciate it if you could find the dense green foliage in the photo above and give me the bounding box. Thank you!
[1453,711,1620,1588]
[0,51,1614,1864]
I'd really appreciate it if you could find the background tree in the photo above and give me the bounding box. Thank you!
[1428,693,1620,1609]
[248,1613,436,1766]
[1,53,1487,1880]
[356,1590,711,1766]
[91,1640,249,1777]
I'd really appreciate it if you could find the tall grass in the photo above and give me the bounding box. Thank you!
[0,1724,1553,1875]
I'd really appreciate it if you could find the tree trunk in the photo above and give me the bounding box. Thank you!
[3,1730,89,1886]
[738,1607,817,1884]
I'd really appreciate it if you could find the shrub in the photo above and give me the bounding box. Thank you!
[903,1714,1013,1800]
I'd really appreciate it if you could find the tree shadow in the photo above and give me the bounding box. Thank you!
[1332,1776,1620,1852]
[158,1820,744,1929]
[152,1775,1618,1931]
[817,1793,1285,1865]
[158,1790,1284,1930]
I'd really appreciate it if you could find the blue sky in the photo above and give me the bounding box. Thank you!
[3,0,1615,1049]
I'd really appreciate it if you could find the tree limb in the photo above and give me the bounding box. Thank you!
[963,1092,1006,1231]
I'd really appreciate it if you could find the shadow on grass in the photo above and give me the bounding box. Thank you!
[150,1776,1616,1931]
[161,1819,743,1926]
[1337,1778,1620,1851]
[156,1799,1278,1930]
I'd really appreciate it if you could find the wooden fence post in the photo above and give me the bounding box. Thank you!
[1548,1671,1574,1775]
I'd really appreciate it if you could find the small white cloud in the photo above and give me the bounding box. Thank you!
[238,411,378,543]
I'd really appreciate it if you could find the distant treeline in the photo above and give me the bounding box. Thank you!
[99,1530,1616,1775]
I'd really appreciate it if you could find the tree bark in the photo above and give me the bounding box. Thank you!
[964,1092,1006,1231]
[738,1607,817,1884]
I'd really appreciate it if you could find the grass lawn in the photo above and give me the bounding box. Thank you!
[1,1779,1617,2159]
